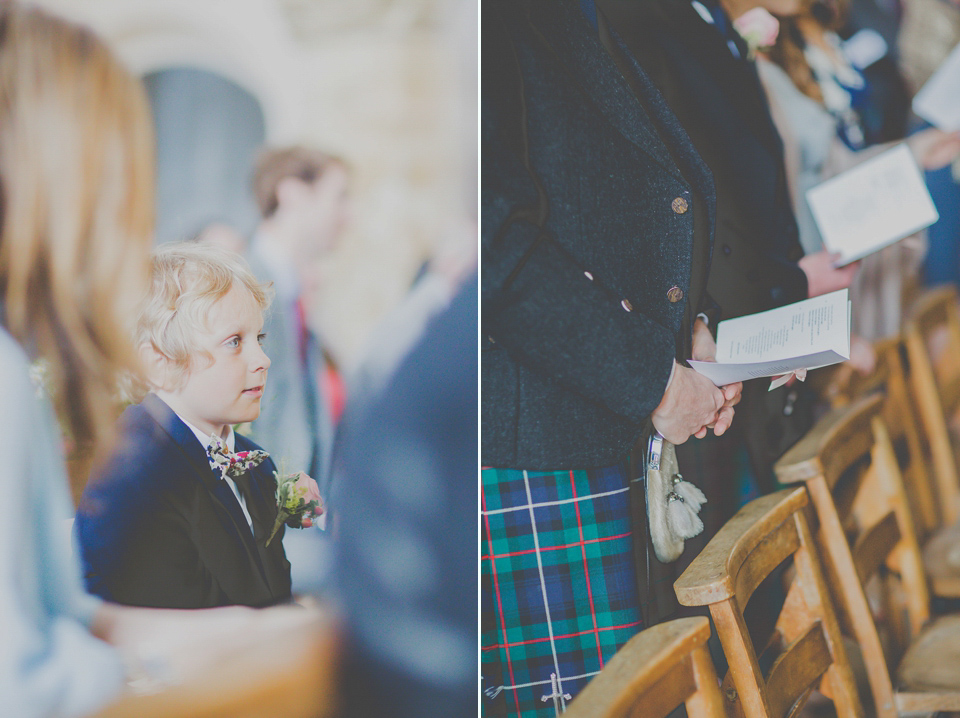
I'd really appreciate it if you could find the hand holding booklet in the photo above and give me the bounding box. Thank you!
[805,144,938,266]
[688,289,851,388]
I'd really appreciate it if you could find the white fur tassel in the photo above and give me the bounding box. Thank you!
[672,474,706,511]
[667,492,704,539]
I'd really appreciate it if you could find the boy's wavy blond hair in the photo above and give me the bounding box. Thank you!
[135,242,272,394]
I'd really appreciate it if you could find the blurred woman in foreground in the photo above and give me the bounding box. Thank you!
[0,5,295,716]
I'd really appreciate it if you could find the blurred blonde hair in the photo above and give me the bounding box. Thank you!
[136,242,272,393]
[0,3,154,466]
[252,145,345,219]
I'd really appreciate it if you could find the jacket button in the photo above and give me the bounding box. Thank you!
[671,197,689,214]
[722,244,731,256]
[621,299,633,312]
[667,286,684,303]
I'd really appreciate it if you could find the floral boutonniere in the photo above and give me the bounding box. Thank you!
[28,358,51,398]
[733,7,780,60]
[265,466,324,546]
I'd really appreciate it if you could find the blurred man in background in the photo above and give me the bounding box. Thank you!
[246,147,350,506]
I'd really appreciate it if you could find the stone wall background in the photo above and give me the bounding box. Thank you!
[34,0,477,369]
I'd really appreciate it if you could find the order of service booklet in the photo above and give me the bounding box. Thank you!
[688,289,851,386]
[913,41,960,131]
[805,144,939,266]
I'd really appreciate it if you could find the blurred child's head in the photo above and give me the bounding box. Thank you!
[137,242,273,437]
[0,3,154,465]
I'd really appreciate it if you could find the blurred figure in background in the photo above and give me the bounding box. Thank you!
[246,147,350,506]
[758,0,960,339]
[333,275,477,718]
[898,0,960,288]
[193,220,248,255]
[349,218,476,403]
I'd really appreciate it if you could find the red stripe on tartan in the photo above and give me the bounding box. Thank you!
[569,469,604,669]
[480,531,632,560]
[482,484,520,716]
[480,620,644,650]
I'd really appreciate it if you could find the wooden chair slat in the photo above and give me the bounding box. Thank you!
[851,511,900,585]
[764,623,833,718]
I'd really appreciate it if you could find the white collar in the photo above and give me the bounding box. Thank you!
[177,413,236,454]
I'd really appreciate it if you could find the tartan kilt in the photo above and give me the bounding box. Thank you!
[481,464,644,717]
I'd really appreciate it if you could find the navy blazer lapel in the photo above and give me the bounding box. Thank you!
[141,394,268,578]
[525,0,686,184]
[666,0,782,153]
[234,435,275,544]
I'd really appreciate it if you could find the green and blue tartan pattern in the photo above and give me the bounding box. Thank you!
[481,465,643,717]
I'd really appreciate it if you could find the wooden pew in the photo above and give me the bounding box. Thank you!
[674,487,862,718]
[91,607,339,718]
[776,394,960,716]
[563,617,725,718]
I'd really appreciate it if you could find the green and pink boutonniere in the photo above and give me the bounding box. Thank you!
[733,7,780,60]
[265,468,325,546]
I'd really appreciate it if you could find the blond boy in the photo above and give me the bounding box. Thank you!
[76,243,295,608]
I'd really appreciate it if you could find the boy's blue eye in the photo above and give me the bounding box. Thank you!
[257,333,266,346]
[226,336,240,348]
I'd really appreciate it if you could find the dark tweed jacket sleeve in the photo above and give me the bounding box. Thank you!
[482,0,716,469]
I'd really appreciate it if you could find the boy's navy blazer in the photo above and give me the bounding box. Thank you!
[76,394,292,609]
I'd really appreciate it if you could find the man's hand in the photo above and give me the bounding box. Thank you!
[799,250,859,298]
[689,318,743,436]
[691,317,717,362]
[653,362,728,444]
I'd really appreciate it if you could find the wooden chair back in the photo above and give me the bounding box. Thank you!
[674,487,862,718]
[904,285,960,525]
[775,394,930,718]
[817,338,939,542]
[564,616,725,718]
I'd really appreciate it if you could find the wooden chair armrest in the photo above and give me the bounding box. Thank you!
[564,617,712,718]
[674,488,808,606]
[775,394,883,487]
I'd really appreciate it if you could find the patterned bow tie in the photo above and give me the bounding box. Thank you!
[206,435,269,482]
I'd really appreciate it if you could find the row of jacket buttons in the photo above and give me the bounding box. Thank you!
[584,271,684,310]
[584,196,687,312]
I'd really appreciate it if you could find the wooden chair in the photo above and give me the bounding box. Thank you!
[563,616,725,718]
[818,334,960,600]
[903,285,960,528]
[91,607,339,718]
[673,487,863,718]
[816,337,940,541]
[776,393,960,716]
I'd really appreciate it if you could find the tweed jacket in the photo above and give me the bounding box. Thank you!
[482,0,717,469]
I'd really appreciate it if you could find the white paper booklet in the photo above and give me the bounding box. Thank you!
[689,289,851,386]
[913,42,960,131]
[806,144,939,266]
